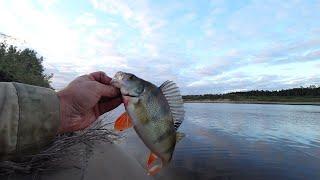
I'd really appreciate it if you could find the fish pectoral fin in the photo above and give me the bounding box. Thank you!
[114,112,133,131]
[147,152,158,168]
[147,164,162,176]
[176,132,185,143]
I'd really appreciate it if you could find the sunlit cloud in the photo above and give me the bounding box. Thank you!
[0,0,319,94]
[75,13,97,26]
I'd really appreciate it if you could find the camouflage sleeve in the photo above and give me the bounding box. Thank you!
[0,82,60,160]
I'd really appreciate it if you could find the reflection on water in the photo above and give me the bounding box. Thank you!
[112,103,320,180]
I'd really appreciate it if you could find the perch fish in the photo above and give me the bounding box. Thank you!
[111,71,185,175]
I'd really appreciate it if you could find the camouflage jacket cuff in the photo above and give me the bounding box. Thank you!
[0,82,60,160]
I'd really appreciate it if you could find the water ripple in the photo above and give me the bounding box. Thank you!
[114,103,320,180]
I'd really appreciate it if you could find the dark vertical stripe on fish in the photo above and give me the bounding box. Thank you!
[163,143,175,154]
[153,127,175,144]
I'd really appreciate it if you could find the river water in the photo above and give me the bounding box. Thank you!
[112,103,320,180]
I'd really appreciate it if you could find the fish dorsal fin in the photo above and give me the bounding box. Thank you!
[159,80,185,130]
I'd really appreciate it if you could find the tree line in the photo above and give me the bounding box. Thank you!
[0,42,52,88]
[183,85,320,101]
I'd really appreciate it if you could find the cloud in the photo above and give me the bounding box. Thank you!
[89,0,165,37]
[0,0,118,89]
[75,13,97,26]
[251,38,320,64]
[45,63,79,89]
[190,0,320,94]
[186,73,320,94]
[87,0,172,66]
[1,0,319,94]
[0,0,82,60]
[36,0,58,9]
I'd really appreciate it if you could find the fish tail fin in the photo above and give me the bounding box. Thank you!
[147,164,162,176]
[146,152,163,176]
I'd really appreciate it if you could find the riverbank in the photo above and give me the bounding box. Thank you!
[183,99,320,105]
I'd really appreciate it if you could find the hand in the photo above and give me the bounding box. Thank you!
[57,71,121,134]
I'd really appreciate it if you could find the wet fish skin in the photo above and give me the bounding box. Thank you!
[111,71,177,164]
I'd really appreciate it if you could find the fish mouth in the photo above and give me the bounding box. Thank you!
[122,93,138,98]
[111,77,137,97]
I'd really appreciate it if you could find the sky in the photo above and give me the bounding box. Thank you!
[0,0,320,94]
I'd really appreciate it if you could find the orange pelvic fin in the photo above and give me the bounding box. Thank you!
[114,112,133,131]
[147,152,158,168]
